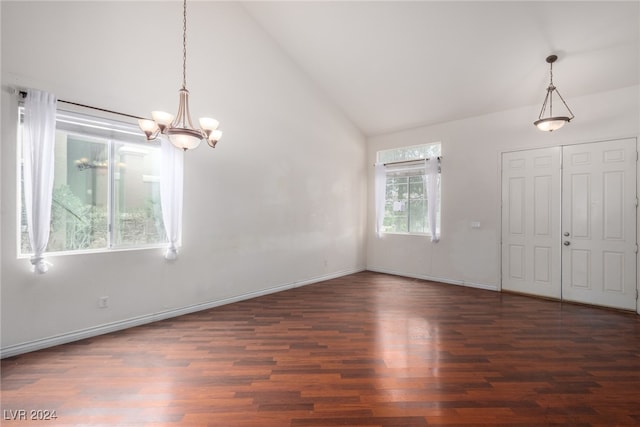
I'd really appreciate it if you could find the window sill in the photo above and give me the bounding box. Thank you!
[380,232,439,237]
[17,243,167,259]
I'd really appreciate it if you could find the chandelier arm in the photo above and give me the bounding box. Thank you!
[537,89,551,121]
[142,129,161,141]
[552,88,575,120]
[182,91,197,130]
[174,92,185,128]
[150,128,161,141]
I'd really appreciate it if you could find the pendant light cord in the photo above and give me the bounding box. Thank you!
[182,0,187,90]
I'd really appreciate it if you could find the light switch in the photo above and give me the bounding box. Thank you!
[471,221,481,229]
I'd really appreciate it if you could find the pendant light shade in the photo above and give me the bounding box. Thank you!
[534,117,571,132]
[139,0,222,150]
[534,55,574,132]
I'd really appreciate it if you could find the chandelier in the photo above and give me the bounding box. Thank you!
[534,55,575,132]
[138,0,222,150]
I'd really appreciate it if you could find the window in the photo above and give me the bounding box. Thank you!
[376,143,441,235]
[18,107,167,256]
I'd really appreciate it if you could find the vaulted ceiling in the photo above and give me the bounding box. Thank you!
[241,1,639,136]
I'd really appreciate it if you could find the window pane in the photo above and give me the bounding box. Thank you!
[384,176,409,233]
[112,142,165,246]
[391,213,407,232]
[49,133,108,251]
[19,107,167,255]
[408,176,426,233]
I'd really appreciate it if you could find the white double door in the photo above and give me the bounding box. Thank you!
[501,138,637,311]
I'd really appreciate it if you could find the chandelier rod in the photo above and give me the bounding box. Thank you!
[548,60,553,116]
[182,0,187,90]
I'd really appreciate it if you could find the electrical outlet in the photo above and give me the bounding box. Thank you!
[98,296,109,309]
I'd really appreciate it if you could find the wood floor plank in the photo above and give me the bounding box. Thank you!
[2,271,639,426]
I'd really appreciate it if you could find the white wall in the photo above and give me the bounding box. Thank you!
[366,86,639,291]
[1,1,366,356]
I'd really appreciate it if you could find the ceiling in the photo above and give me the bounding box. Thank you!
[241,1,639,136]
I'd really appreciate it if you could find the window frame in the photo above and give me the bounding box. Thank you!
[377,143,441,237]
[17,105,168,259]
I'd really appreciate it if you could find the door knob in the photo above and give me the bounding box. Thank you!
[563,232,570,237]
[563,241,570,246]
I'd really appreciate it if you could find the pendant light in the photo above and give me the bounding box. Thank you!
[138,0,222,150]
[534,55,575,132]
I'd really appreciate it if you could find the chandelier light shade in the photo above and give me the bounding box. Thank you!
[534,55,575,132]
[139,0,222,150]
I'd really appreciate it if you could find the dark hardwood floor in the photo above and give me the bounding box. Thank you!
[2,271,640,426]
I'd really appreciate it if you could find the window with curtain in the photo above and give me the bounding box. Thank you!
[376,143,441,237]
[18,107,167,255]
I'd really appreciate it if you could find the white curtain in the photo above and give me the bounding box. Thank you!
[374,163,387,238]
[160,137,184,260]
[424,158,440,242]
[23,90,57,273]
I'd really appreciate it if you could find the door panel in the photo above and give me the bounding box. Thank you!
[561,139,637,310]
[502,148,562,298]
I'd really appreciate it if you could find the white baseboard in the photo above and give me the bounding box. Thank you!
[366,266,499,292]
[0,268,364,359]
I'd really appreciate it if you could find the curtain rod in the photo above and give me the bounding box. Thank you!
[18,90,145,121]
[376,156,441,167]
